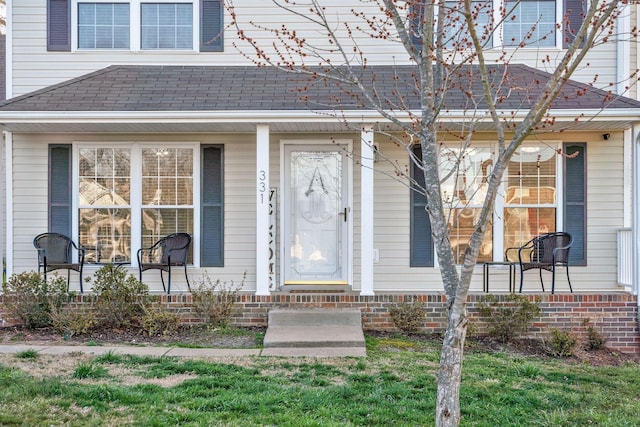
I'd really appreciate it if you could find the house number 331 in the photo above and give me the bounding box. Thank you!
[258,170,267,203]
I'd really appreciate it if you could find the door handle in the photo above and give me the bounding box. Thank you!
[339,207,348,222]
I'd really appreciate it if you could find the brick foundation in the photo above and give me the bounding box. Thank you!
[1,292,639,354]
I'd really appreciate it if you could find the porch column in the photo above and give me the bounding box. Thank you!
[633,123,640,298]
[256,124,271,295]
[360,126,375,296]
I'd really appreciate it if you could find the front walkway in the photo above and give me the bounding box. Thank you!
[0,344,365,358]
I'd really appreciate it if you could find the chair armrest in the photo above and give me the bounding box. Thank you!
[137,245,160,264]
[504,247,518,261]
[551,240,573,261]
[36,248,47,264]
[517,240,536,263]
[77,246,86,263]
[136,247,148,265]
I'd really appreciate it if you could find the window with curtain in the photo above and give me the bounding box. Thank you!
[503,146,558,256]
[141,148,194,261]
[78,147,132,263]
[439,146,493,264]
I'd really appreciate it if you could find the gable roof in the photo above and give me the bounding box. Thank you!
[0,64,637,133]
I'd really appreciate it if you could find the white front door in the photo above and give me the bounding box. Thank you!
[283,145,349,285]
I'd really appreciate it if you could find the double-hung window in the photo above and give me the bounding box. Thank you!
[141,3,193,49]
[503,0,557,47]
[140,148,195,258]
[441,0,493,49]
[439,146,493,264]
[78,148,133,263]
[504,146,557,252]
[78,3,130,49]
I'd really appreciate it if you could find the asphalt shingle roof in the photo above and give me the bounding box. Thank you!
[0,64,638,113]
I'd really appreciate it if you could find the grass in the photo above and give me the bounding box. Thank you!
[0,335,638,426]
[14,349,39,360]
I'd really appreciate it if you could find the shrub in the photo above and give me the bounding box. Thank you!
[389,299,426,334]
[141,303,180,336]
[586,326,606,351]
[191,272,244,327]
[90,265,149,329]
[1,272,70,330]
[548,328,578,357]
[477,294,541,343]
[48,300,97,337]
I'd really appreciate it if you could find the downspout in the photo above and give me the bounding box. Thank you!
[616,3,630,96]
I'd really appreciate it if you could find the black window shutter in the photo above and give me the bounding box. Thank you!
[49,145,72,235]
[563,0,586,49]
[48,0,71,52]
[410,145,434,267]
[409,1,425,52]
[201,145,224,266]
[563,143,586,266]
[201,0,224,52]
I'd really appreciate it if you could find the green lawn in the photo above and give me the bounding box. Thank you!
[0,336,638,426]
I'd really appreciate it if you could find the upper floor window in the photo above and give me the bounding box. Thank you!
[503,0,556,47]
[49,0,224,52]
[443,0,493,49]
[410,0,579,50]
[141,3,193,49]
[78,3,130,49]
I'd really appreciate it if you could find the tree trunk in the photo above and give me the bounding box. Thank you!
[436,300,468,427]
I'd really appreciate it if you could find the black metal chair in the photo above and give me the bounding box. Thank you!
[506,232,573,294]
[33,232,86,293]
[137,233,192,294]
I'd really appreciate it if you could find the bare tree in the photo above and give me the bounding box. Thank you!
[0,0,7,33]
[228,0,634,425]
[0,0,5,33]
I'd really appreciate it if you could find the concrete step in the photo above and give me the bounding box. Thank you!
[263,309,366,350]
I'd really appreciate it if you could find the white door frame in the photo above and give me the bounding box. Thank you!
[279,139,353,288]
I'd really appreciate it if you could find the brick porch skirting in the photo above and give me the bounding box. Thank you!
[2,292,639,355]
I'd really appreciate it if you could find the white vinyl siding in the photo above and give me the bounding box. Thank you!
[6,130,628,293]
[8,0,623,97]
